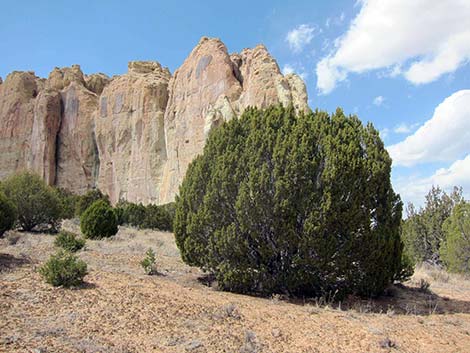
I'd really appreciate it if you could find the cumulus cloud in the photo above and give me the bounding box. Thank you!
[394,155,470,207]
[388,90,470,166]
[316,0,470,94]
[373,95,385,106]
[286,24,315,53]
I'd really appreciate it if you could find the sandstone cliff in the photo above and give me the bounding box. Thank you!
[0,37,308,204]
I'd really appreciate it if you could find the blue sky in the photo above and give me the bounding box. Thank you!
[1,0,469,208]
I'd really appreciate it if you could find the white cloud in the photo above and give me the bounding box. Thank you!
[282,64,295,75]
[393,123,419,134]
[316,0,470,94]
[286,24,315,53]
[325,12,345,28]
[393,124,410,134]
[394,155,470,206]
[373,95,385,106]
[379,128,389,140]
[282,63,308,80]
[325,18,331,28]
[388,90,470,166]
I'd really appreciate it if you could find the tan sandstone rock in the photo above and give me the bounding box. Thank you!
[46,65,86,91]
[95,61,171,204]
[55,82,100,194]
[0,37,308,205]
[158,37,308,203]
[0,71,39,180]
[85,73,111,95]
[29,89,62,184]
[159,37,244,203]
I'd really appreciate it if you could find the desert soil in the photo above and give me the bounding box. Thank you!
[1,221,470,353]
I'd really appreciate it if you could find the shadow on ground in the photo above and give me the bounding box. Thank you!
[0,253,32,272]
[288,283,470,316]
[197,273,470,317]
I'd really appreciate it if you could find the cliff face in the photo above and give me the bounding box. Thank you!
[95,61,171,204]
[0,37,308,204]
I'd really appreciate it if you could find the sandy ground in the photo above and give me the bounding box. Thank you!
[1,221,470,353]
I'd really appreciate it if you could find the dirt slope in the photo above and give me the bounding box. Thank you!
[1,223,470,353]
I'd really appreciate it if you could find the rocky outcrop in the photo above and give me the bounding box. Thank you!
[0,37,308,204]
[56,81,100,194]
[95,61,170,204]
[159,37,308,203]
[46,65,86,91]
[0,71,40,180]
[159,38,243,203]
[85,73,111,95]
[29,89,62,184]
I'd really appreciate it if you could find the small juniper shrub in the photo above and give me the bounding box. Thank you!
[124,203,147,228]
[75,188,110,217]
[1,172,61,232]
[39,250,88,287]
[115,201,175,231]
[141,204,173,230]
[140,248,157,275]
[80,200,118,239]
[54,231,85,252]
[0,191,16,236]
[54,187,79,220]
[114,199,130,225]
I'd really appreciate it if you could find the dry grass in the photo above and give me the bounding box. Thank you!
[1,223,470,352]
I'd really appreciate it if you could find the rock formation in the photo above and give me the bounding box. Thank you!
[0,37,308,204]
[159,38,308,203]
[95,61,170,204]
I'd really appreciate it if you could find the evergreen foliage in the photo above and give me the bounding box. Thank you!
[174,105,406,298]
[141,204,174,231]
[75,189,110,216]
[54,188,79,220]
[115,200,175,231]
[80,200,118,239]
[123,202,147,227]
[401,186,463,264]
[440,202,470,273]
[140,248,157,275]
[0,191,16,236]
[54,231,85,252]
[114,200,130,225]
[39,250,87,287]
[1,172,61,231]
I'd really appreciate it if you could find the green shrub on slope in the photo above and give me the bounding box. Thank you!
[175,105,406,298]
[80,200,118,239]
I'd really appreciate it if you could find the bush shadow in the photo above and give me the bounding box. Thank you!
[0,253,32,272]
[287,283,470,316]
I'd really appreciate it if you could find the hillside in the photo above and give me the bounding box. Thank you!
[1,223,470,353]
